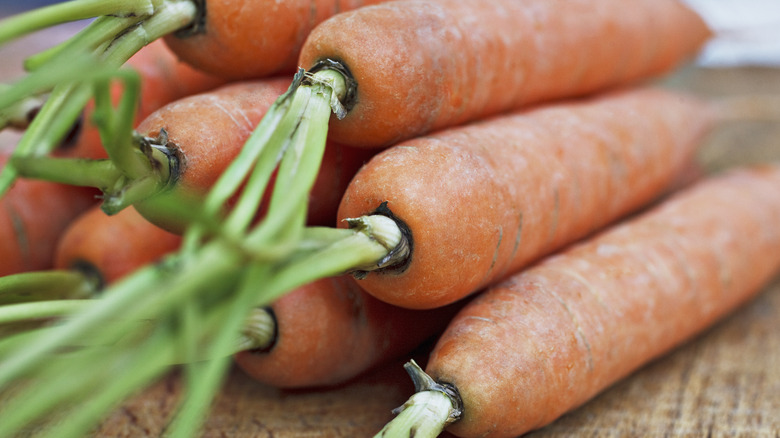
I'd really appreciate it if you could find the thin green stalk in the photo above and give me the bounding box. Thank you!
[0,0,158,45]
[180,71,307,253]
[260,222,398,305]
[0,81,89,193]
[0,270,96,304]
[24,15,144,71]
[11,155,123,189]
[166,264,271,438]
[0,0,198,196]
[218,112,298,237]
[199,70,306,219]
[0,300,93,325]
[37,327,176,438]
[0,263,165,388]
[90,69,149,180]
[244,88,332,248]
[0,336,116,437]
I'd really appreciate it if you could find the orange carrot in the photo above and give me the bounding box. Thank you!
[378,164,780,438]
[297,0,711,148]
[336,87,716,309]
[54,39,225,160]
[53,205,182,286]
[0,154,96,276]
[233,274,461,388]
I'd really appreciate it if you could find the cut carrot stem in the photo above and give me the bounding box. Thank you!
[258,216,402,304]
[0,270,97,305]
[0,85,46,130]
[10,156,124,190]
[0,0,156,45]
[236,307,275,351]
[374,360,460,438]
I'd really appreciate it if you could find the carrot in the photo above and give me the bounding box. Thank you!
[0,154,96,276]
[53,205,182,286]
[377,164,780,438]
[233,274,460,388]
[294,0,711,148]
[335,87,715,309]
[56,39,225,160]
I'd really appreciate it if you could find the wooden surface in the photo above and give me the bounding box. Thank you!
[1,16,779,438]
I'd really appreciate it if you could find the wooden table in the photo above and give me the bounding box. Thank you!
[1,17,779,438]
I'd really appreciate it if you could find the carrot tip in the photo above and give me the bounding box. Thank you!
[343,213,407,275]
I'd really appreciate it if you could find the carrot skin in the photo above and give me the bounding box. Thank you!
[298,0,711,148]
[426,165,780,438]
[337,87,716,309]
[233,275,461,388]
[53,205,181,285]
[162,0,390,81]
[56,39,225,160]
[0,156,97,276]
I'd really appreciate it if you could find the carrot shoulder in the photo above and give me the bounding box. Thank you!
[337,87,716,309]
[378,164,780,438]
[299,0,711,147]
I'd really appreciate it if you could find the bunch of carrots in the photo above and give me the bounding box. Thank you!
[0,0,778,437]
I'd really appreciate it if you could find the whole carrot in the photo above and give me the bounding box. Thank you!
[337,87,715,309]
[233,275,460,388]
[377,164,780,438]
[297,0,711,147]
[0,154,96,276]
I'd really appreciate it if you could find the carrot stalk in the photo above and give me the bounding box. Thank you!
[0,0,197,195]
[23,15,144,72]
[0,300,93,325]
[0,270,96,304]
[0,0,157,44]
